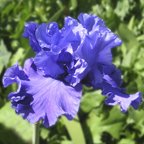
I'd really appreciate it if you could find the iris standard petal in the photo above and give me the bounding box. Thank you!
[78,13,105,32]
[35,22,60,50]
[75,35,95,65]
[35,23,50,49]
[23,22,41,52]
[75,30,121,67]
[92,30,122,63]
[76,13,122,66]
[61,16,87,51]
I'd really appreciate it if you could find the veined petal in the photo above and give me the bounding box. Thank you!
[78,13,122,50]
[35,23,50,49]
[95,28,122,53]
[2,60,82,127]
[26,76,82,127]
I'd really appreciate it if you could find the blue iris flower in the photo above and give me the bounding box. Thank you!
[3,13,142,127]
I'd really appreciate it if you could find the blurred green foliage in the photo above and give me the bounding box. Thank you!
[0,0,144,144]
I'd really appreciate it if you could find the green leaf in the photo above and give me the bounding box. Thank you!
[0,103,32,144]
[81,90,104,113]
[62,116,86,144]
[128,16,135,30]
[61,140,72,144]
[118,24,139,67]
[1,1,15,17]
[10,47,25,65]
[70,0,77,11]
[114,0,130,20]
[86,107,125,143]
[137,35,144,41]
[47,0,65,22]
[118,138,135,144]
[0,40,11,73]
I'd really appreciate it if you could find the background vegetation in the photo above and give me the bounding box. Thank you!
[0,0,144,144]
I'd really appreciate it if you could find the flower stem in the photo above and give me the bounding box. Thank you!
[32,123,40,144]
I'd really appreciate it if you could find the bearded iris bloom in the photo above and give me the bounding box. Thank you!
[3,13,142,127]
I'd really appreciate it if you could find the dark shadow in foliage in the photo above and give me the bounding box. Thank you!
[135,135,144,144]
[77,0,97,14]
[39,121,70,144]
[78,100,114,144]
[78,109,94,144]
[124,123,144,144]
[0,123,30,144]
[101,132,117,144]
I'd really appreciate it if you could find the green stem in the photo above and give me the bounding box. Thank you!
[32,123,40,144]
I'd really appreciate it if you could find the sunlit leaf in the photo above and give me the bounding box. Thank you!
[0,40,11,74]
[86,107,125,143]
[0,103,32,144]
[81,91,104,113]
[62,116,86,144]
[118,24,139,67]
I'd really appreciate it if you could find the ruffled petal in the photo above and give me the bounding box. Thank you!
[76,13,122,66]
[96,28,122,52]
[62,16,87,51]
[35,23,50,49]
[78,13,105,32]
[35,22,60,50]
[3,64,29,87]
[104,86,142,112]
[78,13,122,50]
[101,65,142,112]
[23,22,41,52]
[3,60,82,127]
[26,76,82,127]
[75,30,121,67]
